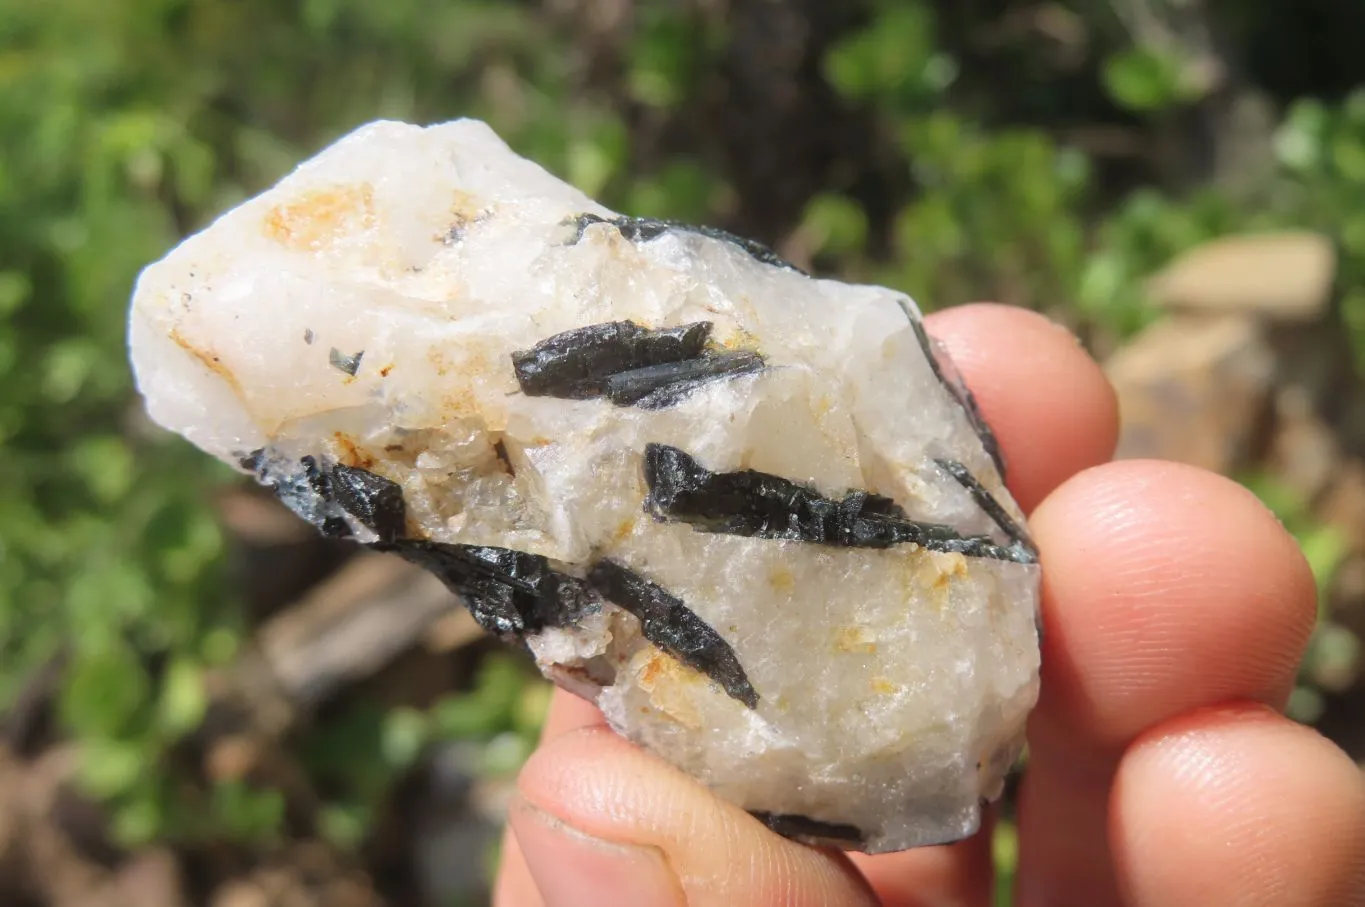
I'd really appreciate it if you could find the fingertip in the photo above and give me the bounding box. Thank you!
[539,687,607,741]
[1028,459,1318,752]
[1113,703,1365,907]
[492,824,546,907]
[1010,462,1320,904]
[924,303,1119,513]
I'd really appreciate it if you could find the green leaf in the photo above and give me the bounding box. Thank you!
[565,118,628,198]
[0,271,31,316]
[431,655,526,741]
[66,435,135,505]
[319,800,370,851]
[513,680,553,738]
[41,339,98,404]
[155,657,207,739]
[77,737,146,799]
[626,158,722,223]
[112,793,163,848]
[1346,289,1365,374]
[1275,100,1330,173]
[303,0,344,34]
[61,644,151,738]
[1332,130,1365,183]
[824,5,946,105]
[993,818,1019,906]
[1298,526,1348,590]
[381,706,430,769]
[1240,472,1309,525]
[431,693,502,741]
[66,562,156,633]
[626,7,707,109]
[479,730,533,777]
[200,627,240,666]
[145,498,224,584]
[1102,48,1193,114]
[1287,685,1326,725]
[211,781,285,843]
[800,194,869,259]
[1304,622,1361,693]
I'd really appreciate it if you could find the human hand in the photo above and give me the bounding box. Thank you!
[491,303,1365,907]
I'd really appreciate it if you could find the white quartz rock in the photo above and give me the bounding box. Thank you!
[128,119,1042,854]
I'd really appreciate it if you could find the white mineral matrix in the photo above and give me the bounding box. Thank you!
[128,119,1042,853]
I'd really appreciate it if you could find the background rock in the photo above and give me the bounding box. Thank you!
[1145,231,1337,322]
[1106,314,1276,473]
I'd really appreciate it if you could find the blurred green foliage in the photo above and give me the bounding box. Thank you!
[1243,472,1355,724]
[303,654,549,852]
[0,0,1362,901]
[0,0,597,849]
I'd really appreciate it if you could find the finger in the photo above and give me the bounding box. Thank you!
[492,830,545,907]
[1016,461,1319,905]
[926,303,1119,513]
[844,303,1115,904]
[539,687,606,740]
[507,726,880,907]
[493,689,605,906]
[1112,702,1365,907]
[1029,460,1316,752]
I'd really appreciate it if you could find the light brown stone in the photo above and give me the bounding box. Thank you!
[1146,231,1336,322]
[1106,314,1275,474]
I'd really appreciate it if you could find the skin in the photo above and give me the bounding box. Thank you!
[491,303,1365,907]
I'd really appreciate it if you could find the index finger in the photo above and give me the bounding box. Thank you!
[926,303,1120,513]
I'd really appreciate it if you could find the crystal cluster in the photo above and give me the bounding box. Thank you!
[127,119,1042,853]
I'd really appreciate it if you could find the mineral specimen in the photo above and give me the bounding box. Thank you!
[127,119,1042,854]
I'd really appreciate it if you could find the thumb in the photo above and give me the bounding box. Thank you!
[497,725,880,907]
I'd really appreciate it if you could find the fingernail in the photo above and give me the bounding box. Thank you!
[508,797,685,907]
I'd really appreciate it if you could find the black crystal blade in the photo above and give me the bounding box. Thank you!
[240,450,608,641]
[748,811,865,845]
[512,320,712,400]
[587,559,758,709]
[512,318,766,409]
[933,458,1038,559]
[243,452,352,539]
[908,317,1006,480]
[378,540,599,639]
[604,350,765,409]
[329,463,407,543]
[643,444,1031,563]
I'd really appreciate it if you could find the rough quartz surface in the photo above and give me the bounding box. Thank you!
[127,119,1043,854]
